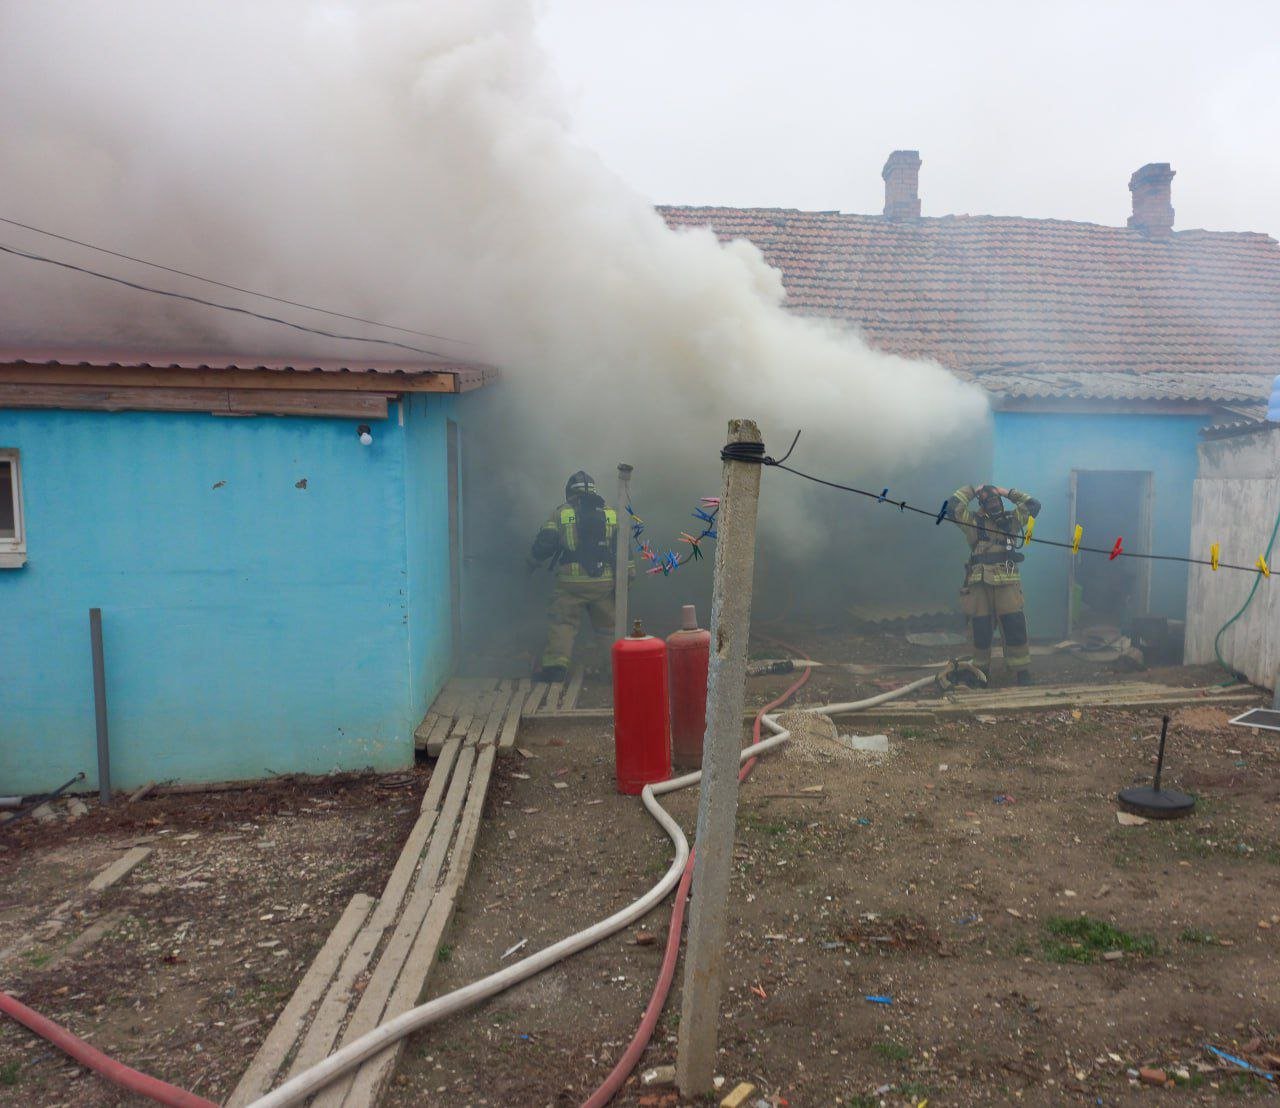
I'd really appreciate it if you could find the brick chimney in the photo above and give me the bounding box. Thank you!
[1128,162,1175,238]
[882,150,921,220]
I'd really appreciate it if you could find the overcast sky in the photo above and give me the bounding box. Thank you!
[537,0,1280,237]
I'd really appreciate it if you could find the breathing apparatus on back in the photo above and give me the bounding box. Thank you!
[976,485,1025,557]
[564,470,612,578]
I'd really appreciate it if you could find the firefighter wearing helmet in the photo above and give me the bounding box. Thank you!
[526,470,628,681]
[948,482,1042,685]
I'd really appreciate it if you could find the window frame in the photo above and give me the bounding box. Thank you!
[0,448,26,569]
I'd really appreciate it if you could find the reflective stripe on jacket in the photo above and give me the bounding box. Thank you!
[948,485,1041,587]
[530,503,619,579]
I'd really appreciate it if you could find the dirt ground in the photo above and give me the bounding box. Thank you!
[0,772,424,1106]
[2,634,1278,1107]
[389,644,1280,1107]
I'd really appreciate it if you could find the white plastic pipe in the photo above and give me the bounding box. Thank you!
[247,674,936,1108]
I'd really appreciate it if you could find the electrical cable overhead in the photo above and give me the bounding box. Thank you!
[730,430,1272,577]
[0,243,450,359]
[0,215,468,346]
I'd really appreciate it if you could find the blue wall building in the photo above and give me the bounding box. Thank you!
[991,408,1208,639]
[663,155,1280,646]
[0,353,489,795]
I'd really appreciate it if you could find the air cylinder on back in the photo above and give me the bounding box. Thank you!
[612,619,672,795]
[667,604,710,770]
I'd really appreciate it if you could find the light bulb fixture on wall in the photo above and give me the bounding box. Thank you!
[357,424,373,446]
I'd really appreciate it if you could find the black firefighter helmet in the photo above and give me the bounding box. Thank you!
[565,470,596,502]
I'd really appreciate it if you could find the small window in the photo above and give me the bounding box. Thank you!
[0,449,26,568]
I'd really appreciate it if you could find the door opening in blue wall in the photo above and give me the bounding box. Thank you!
[1068,469,1153,634]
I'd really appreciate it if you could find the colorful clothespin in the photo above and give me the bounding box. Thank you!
[1210,543,1220,571]
[1257,554,1271,578]
[692,506,717,525]
[1071,525,1083,555]
[877,488,890,503]
[626,505,642,524]
[1109,537,1123,561]
[935,501,949,525]
[1023,517,1035,544]
[700,497,720,508]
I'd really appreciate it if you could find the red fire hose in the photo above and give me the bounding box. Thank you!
[0,988,217,1108]
[581,658,812,1107]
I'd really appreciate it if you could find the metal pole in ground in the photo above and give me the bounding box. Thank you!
[676,418,763,1096]
[614,463,634,643]
[89,608,112,805]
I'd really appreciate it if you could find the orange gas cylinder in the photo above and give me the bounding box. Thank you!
[667,604,710,770]
[612,619,672,795]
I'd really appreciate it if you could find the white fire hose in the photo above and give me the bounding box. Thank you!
[247,665,973,1107]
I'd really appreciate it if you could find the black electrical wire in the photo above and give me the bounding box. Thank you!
[0,243,450,359]
[0,215,467,346]
[723,431,1271,577]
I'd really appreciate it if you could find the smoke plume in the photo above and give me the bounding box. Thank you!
[0,0,990,653]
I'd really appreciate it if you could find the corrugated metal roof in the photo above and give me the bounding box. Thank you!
[0,348,498,391]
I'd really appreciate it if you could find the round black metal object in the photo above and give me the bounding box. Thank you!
[1117,714,1196,820]
[1117,785,1196,818]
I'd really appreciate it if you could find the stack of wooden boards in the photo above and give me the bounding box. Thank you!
[228,730,497,1106]
[414,671,588,756]
[860,680,1260,718]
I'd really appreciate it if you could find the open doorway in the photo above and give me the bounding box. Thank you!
[1067,469,1153,634]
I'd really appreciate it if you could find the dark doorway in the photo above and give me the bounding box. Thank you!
[1068,469,1153,633]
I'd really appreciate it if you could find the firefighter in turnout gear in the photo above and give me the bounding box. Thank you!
[526,471,623,682]
[949,483,1042,685]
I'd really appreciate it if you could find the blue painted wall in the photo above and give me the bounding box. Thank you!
[992,412,1204,638]
[0,399,456,795]
[401,392,457,726]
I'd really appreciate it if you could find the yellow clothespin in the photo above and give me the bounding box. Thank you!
[1210,543,1220,571]
[1071,524,1082,554]
[1258,554,1271,578]
[1023,517,1035,544]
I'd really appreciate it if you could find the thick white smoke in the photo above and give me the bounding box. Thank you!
[0,0,990,647]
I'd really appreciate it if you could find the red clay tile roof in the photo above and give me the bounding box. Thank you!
[659,207,1280,402]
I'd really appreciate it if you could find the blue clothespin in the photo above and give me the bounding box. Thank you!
[935,501,949,525]
[877,488,889,503]
[692,506,716,525]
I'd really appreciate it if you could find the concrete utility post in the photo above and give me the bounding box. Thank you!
[677,418,763,1096]
[614,463,634,643]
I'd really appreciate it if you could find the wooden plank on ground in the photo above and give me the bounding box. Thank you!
[311,746,478,1108]
[226,893,374,1108]
[339,745,498,1108]
[285,913,385,1079]
[522,682,549,718]
[860,685,1259,717]
[561,666,585,712]
[88,846,152,892]
[432,678,467,718]
[477,686,515,748]
[413,712,443,750]
[366,740,462,933]
[543,680,565,714]
[423,713,454,758]
[498,690,524,749]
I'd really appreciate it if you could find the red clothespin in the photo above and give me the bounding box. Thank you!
[1109,537,1123,561]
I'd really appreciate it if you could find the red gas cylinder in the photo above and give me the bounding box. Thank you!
[667,604,710,770]
[612,619,672,795]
